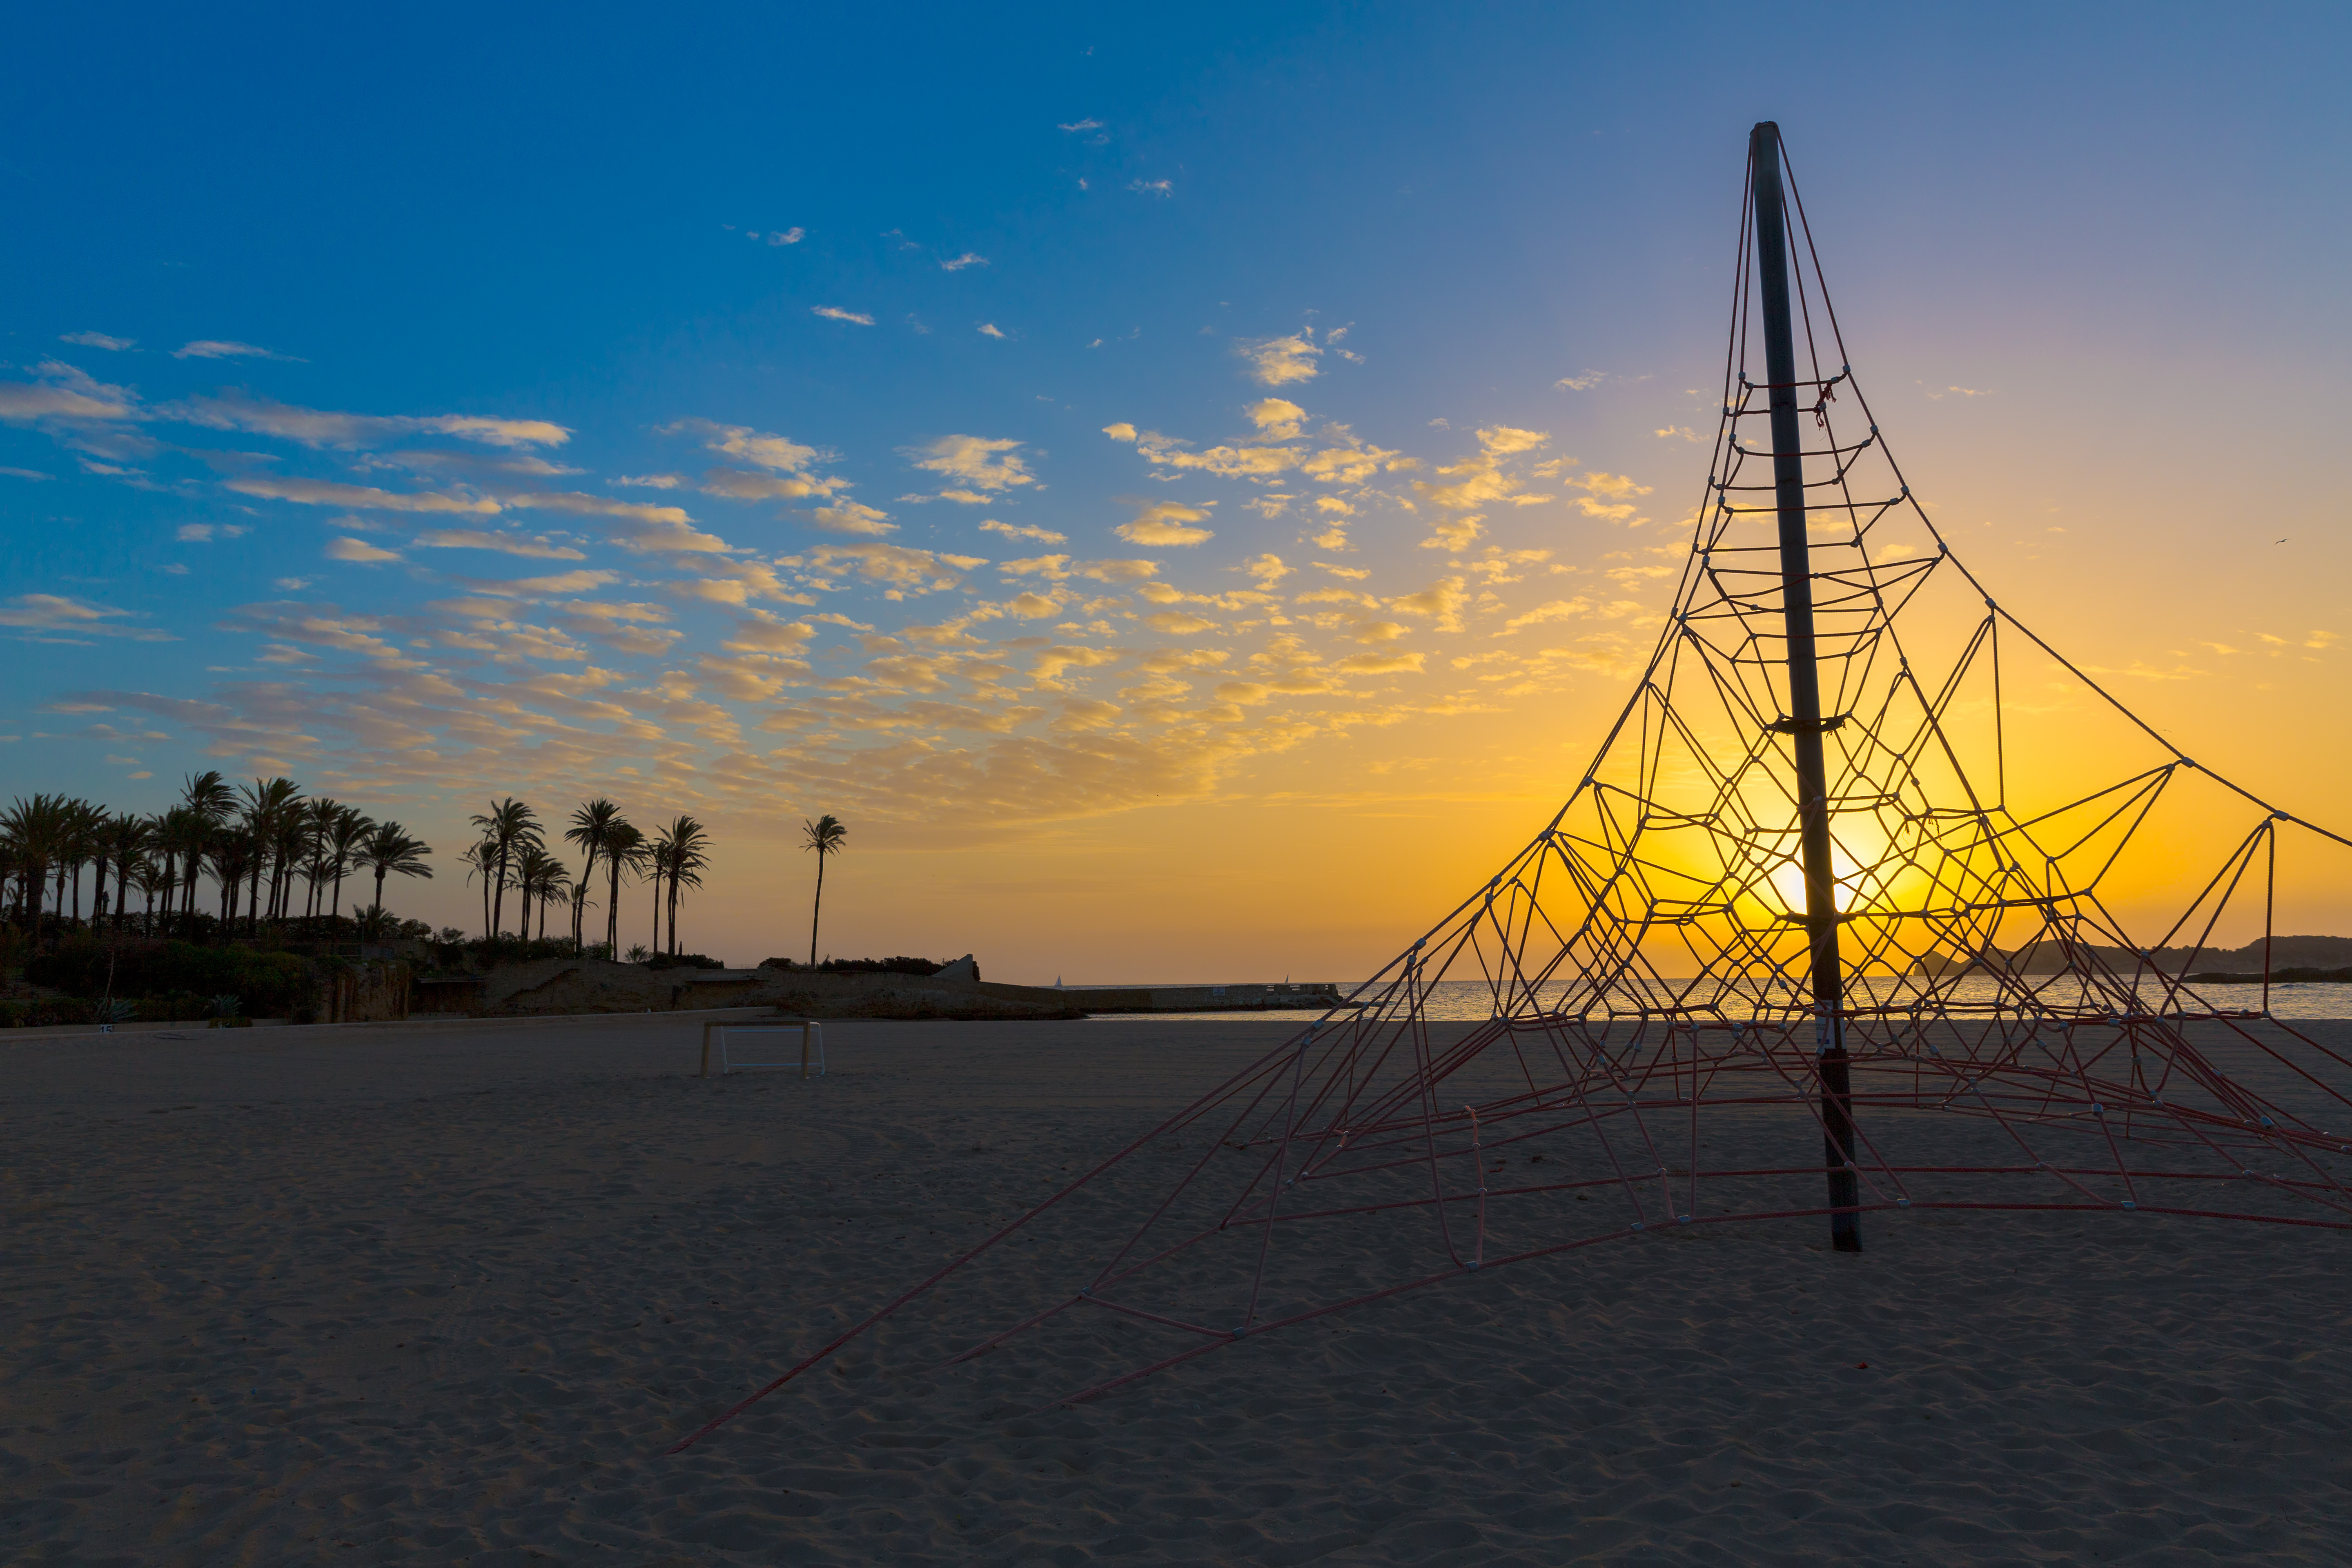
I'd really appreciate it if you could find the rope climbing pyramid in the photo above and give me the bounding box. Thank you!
[672,122,2352,1449]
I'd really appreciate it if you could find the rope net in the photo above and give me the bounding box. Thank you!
[673,134,2352,1449]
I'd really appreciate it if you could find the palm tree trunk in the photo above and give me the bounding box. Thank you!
[491,844,508,938]
[809,851,825,967]
[607,857,622,954]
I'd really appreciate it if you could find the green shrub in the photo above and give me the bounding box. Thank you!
[24,939,316,1016]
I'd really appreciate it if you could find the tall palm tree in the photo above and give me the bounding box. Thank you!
[59,799,104,927]
[465,837,501,938]
[360,822,434,925]
[324,805,374,924]
[103,814,153,931]
[237,777,303,934]
[178,772,235,935]
[564,798,624,950]
[1,794,69,929]
[512,844,570,942]
[653,815,710,956]
[643,835,673,954]
[604,820,644,956]
[468,797,539,938]
[801,813,847,967]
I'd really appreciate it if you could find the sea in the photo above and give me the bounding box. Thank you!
[1088,973,2352,1024]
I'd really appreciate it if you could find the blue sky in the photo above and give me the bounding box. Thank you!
[5,4,2348,973]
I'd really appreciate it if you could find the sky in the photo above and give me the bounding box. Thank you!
[4,3,2349,981]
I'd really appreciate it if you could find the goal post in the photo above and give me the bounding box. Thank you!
[699,1017,824,1079]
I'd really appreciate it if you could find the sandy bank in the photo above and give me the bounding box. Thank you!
[4,1015,2350,1564]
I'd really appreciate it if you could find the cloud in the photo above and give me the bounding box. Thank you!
[324,536,402,564]
[1238,332,1319,386]
[1388,575,1469,632]
[805,501,896,536]
[411,530,587,559]
[904,433,1037,493]
[1245,398,1305,439]
[1331,651,1424,675]
[1058,118,1104,132]
[1115,501,1214,546]
[812,306,876,325]
[1144,610,1217,635]
[1498,596,1645,634]
[977,322,1007,339]
[172,392,569,449]
[764,227,806,245]
[981,518,1065,543]
[1477,426,1548,455]
[228,475,502,514]
[1555,371,1608,391]
[174,339,303,361]
[794,542,973,594]
[0,466,52,480]
[1240,553,1292,586]
[1077,558,1159,583]
[702,468,845,502]
[612,472,685,488]
[1114,426,1303,480]
[1129,178,1173,196]
[0,593,171,639]
[664,419,831,475]
[0,361,141,424]
[60,332,134,350]
[941,253,989,271]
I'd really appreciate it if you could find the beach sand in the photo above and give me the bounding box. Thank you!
[5,1013,2350,1565]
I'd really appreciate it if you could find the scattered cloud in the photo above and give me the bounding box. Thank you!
[0,594,171,640]
[982,518,1066,543]
[174,339,304,362]
[1129,178,1173,197]
[613,473,685,488]
[977,322,1007,339]
[1239,332,1319,387]
[1245,398,1305,439]
[1115,500,1214,547]
[941,253,989,271]
[228,475,502,514]
[174,392,569,449]
[1555,371,1608,391]
[805,501,896,536]
[411,530,588,559]
[904,433,1037,493]
[324,536,402,564]
[812,306,877,325]
[1058,118,1104,132]
[60,332,134,351]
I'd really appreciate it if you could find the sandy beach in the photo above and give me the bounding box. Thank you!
[5,1012,2350,1565]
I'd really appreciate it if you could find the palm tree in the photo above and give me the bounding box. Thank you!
[2,794,69,929]
[178,772,234,935]
[564,799,624,951]
[801,814,847,967]
[468,797,539,938]
[464,837,501,938]
[102,814,153,931]
[604,821,644,956]
[644,835,673,955]
[237,777,303,934]
[513,845,570,942]
[360,822,434,925]
[324,805,373,924]
[653,815,710,956]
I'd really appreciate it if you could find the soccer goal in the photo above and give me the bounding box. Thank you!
[698,1018,824,1079]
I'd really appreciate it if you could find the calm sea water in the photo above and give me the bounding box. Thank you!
[1091,973,2351,1023]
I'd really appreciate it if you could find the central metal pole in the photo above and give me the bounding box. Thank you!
[1751,121,1861,1252]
